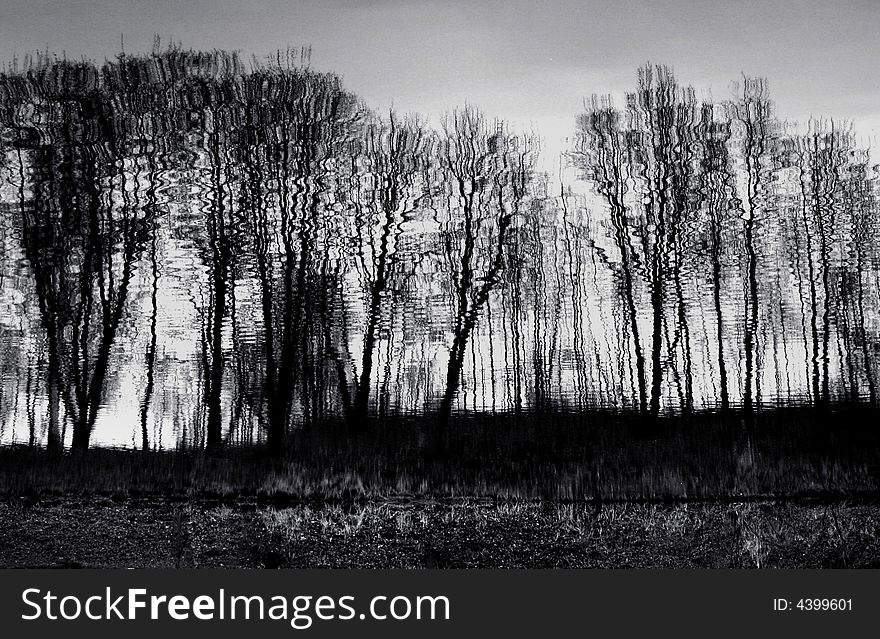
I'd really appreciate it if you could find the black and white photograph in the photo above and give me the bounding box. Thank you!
[1,0,879,589]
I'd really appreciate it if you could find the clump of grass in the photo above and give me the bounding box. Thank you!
[170,505,193,568]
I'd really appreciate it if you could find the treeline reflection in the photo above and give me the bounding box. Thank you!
[0,49,877,451]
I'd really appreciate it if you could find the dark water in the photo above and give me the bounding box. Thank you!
[0,52,877,449]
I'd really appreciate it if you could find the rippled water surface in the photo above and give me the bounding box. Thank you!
[0,53,877,449]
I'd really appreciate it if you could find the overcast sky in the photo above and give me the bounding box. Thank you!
[2,0,878,152]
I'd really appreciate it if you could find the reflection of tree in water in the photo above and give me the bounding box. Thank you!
[0,50,877,452]
[6,61,151,449]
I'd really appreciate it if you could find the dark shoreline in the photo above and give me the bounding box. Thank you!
[3,404,880,501]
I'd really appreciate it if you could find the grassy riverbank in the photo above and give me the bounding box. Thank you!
[2,498,879,568]
[2,404,878,568]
